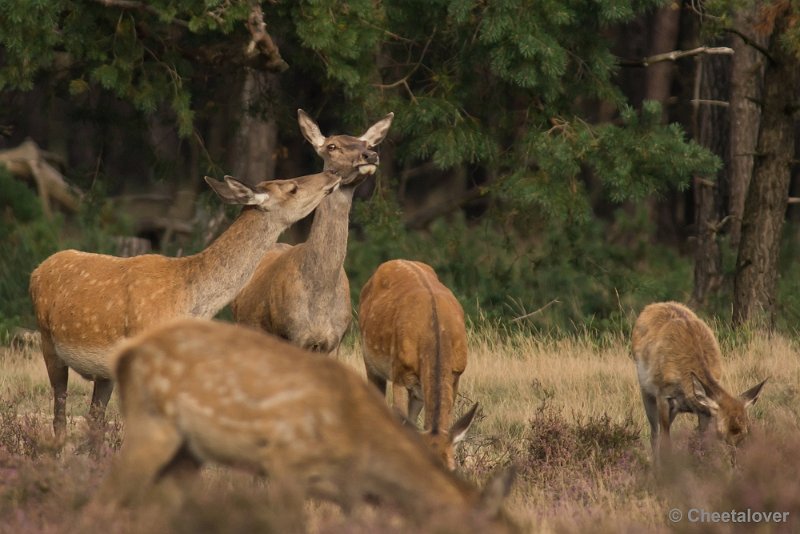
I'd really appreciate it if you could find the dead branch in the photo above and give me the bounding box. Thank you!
[0,139,82,216]
[691,99,730,108]
[620,46,734,67]
[244,3,289,72]
[787,197,800,205]
[511,299,561,323]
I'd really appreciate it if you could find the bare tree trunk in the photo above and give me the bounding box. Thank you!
[690,51,730,308]
[728,7,768,248]
[232,70,279,186]
[645,3,683,243]
[733,14,800,327]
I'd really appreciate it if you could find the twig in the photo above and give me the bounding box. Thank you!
[723,28,774,63]
[691,99,729,108]
[510,299,560,323]
[619,46,734,67]
[374,30,435,91]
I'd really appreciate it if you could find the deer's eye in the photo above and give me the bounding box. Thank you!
[289,184,298,194]
[327,144,337,151]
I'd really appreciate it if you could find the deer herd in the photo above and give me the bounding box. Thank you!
[25,110,768,531]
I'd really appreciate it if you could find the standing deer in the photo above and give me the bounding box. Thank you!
[29,172,340,444]
[631,301,767,466]
[231,109,394,355]
[358,259,475,470]
[97,318,516,532]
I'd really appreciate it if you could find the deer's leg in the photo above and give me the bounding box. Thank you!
[391,383,409,418]
[89,378,114,427]
[407,392,424,427]
[641,390,659,456]
[153,444,202,508]
[41,333,68,446]
[365,367,387,399]
[97,413,185,507]
[655,395,673,466]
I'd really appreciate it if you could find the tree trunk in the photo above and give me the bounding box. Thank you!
[690,51,730,308]
[733,14,800,327]
[645,3,683,244]
[727,7,768,248]
[232,70,279,186]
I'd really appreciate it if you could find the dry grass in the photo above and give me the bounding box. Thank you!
[1,327,799,533]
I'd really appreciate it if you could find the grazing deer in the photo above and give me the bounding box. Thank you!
[97,318,516,532]
[29,172,340,444]
[231,109,394,355]
[358,259,474,470]
[631,301,767,466]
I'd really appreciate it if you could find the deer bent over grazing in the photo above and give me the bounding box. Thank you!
[231,110,394,354]
[359,260,475,470]
[97,318,516,532]
[631,301,767,466]
[29,172,340,444]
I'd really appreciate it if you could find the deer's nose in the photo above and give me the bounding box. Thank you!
[364,151,379,164]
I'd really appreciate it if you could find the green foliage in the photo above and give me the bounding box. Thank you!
[0,168,59,333]
[348,191,693,335]
[0,169,132,334]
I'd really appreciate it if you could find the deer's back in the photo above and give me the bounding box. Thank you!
[30,249,187,377]
[113,319,475,508]
[631,302,723,395]
[359,260,467,378]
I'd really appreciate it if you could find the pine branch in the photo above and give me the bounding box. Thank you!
[92,0,190,28]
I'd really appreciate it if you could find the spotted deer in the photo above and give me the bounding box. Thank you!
[96,318,516,531]
[29,172,340,444]
[631,301,767,466]
[231,110,393,355]
[358,259,474,470]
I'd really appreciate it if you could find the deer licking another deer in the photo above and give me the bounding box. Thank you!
[95,318,517,532]
[29,172,340,444]
[631,301,767,467]
[358,259,475,470]
[231,109,394,355]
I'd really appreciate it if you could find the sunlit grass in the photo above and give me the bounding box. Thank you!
[0,325,798,533]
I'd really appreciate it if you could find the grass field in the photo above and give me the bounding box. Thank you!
[0,326,798,533]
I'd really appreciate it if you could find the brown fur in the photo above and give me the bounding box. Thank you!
[232,110,393,354]
[29,172,340,443]
[358,260,473,470]
[96,318,515,531]
[631,301,767,465]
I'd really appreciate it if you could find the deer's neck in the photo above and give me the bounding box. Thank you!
[300,186,354,282]
[180,207,282,317]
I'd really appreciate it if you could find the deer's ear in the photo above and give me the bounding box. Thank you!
[450,402,479,446]
[297,109,326,149]
[359,112,394,147]
[205,175,269,206]
[740,378,768,408]
[691,373,719,414]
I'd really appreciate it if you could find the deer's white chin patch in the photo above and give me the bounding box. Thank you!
[358,164,378,175]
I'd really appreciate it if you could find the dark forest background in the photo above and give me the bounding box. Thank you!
[1,0,799,337]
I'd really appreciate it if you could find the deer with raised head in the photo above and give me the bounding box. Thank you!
[29,172,340,444]
[358,259,475,470]
[631,301,767,466]
[96,318,516,532]
[231,109,394,355]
